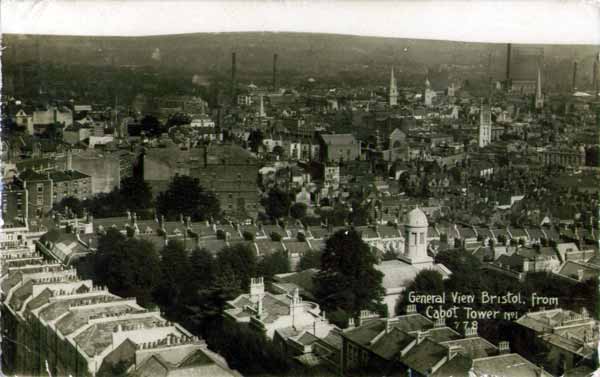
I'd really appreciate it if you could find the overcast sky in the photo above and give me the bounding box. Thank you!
[1,0,599,45]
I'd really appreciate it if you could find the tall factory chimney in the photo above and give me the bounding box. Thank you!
[231,52,237,104]
[594,53,599,99]
[572,61,578,92]
[505,43,512,92]
[273,53,278,91]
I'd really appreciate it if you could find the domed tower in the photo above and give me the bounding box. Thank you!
[401,207,433,267]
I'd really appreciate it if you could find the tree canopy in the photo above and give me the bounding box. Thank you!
[298,249,321,271]
[154,240,193,310]
[258,250,290,279]
[156,174,220,221]
[263,188,292,220]
[314,229,384,316]
[290,202,308,220]
[94,229,162,307]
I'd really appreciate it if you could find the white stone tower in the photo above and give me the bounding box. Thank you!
[402,207,433,267]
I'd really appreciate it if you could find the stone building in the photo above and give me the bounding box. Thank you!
[0,247,241,377]
[143,143,261,219]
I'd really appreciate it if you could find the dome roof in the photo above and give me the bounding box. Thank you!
[406,207,428,227]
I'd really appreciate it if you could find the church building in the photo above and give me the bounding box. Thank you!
[375,207,452,316]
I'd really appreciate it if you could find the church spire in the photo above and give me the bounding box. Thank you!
[535,64,544,110]
[389,67,398,107]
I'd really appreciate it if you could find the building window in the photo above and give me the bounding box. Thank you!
[420,232,425,245]
[412,232,417,245]
[36,184,44,193]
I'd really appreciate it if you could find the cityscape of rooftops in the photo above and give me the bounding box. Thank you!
[1,19,600,377]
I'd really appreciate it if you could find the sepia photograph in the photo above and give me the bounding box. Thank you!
[1,1,600,376]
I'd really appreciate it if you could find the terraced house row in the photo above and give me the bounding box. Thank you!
[0,245,242,377]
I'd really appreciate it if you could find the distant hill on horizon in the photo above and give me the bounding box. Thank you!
[2,32,599,89]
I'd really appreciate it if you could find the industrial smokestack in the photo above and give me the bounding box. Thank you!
[231,52,237,104]
[273,53,278,91]
[572,61,578,92]
[594,54,599,99]
[505,43,512,91]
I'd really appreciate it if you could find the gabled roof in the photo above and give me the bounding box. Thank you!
[471,353,551,376]
[400,338,448,375]
[440,336,498,359]
[320,134,356,145]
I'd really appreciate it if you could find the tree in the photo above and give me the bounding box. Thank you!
[263,188,292,220]
[140,115,163,136]
[217,243,258,291]
[314,229,384,315]
[83,190,123,218]
[119,175,153,212]
[204,319,291,376]
[45,122,63,141]
[258,250,290,278]
[248,129,264,153]
[190,247,215,289]
[156,175,220,221]
[349,201,370,226]
[155,241,193,310]
[53,196,85,217]
[273,145,285,158]
[407,270,444,296]
[319,203,350,226]
[166,113,192,128]
[290,202,308,220]
[94,229,162,307]
[396,270,444,312]
[299,249,321,270]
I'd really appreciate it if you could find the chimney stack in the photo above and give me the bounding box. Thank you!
[273,53,278,91]
[593,54,599,99]
[505,43,512,91]
[231,52,237,104]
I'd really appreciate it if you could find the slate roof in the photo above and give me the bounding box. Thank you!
[400,338,448,375]
[440,337,498,359]
[471,353,551,377]
[49,170,90,182]
[344,315,433,347]
[227,292,292,324]
[370,328,415,360]
[19,169,49,181]
[254,240,285,256]
[556,260,600,281]
[320,134,356,145]
[274,269,319,298]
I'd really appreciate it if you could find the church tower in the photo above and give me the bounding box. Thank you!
[424,77,435,107]
[535,65,544,110]
[401,207,433,267]
[259,94,266,117]
[479,101,492,148]
[389,67,398,107]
